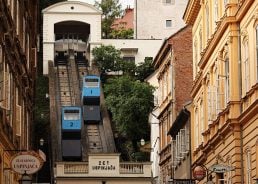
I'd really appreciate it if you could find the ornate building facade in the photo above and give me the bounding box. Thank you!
[153,26,192,184]
[184,0,258,183]
[0,0,38,182]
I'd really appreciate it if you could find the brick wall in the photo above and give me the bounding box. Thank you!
[169,26,193,112]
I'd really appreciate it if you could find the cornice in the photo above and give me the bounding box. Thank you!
[183,0,201,25]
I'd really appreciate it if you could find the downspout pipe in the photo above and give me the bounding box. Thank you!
[238,23,244,184]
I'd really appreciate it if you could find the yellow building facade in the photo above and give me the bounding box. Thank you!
[184,0,258,183]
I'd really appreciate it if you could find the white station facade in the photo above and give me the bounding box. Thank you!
[42,1,163,75]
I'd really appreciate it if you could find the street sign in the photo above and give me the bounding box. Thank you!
[209,164,234,173]
[193,165,206,181]
[10,151,44,174]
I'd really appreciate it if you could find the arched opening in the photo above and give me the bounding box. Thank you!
[54,21,91,66]
[54,21,90,42]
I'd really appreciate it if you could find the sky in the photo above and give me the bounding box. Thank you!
[79,0,134,9]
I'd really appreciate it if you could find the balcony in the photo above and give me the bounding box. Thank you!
[55,161,152,178]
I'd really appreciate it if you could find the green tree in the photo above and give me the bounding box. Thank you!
[104,76,154,152]
[95,0,123,38]
[135,57,154,82]
[116,59,136,76]
[110,28,134,39]
[92,45,122,73]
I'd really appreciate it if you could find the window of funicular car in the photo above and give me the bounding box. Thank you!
[85,78,99,87]
[64,110,80,120]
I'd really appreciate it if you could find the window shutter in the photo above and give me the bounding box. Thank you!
[172,140,177,167]
[1,72,10,110]
[16,105,21,136]
[180,129,188,155]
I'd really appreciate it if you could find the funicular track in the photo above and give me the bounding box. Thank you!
[50,49,115,162]
[57,64,74,106]
[75,58,107,155]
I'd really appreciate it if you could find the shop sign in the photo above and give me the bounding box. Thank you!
[209,164,234,173]
[10,151,44,174]
[193,165,206,181]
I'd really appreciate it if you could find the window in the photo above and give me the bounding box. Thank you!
[163,0,175,4]
[245,149,252,184]
[208,82,216,122]
[224,56,230,103]
[64,110,80,120]
[123,56,135,63]
[194,108,199,148]
[22,17,26,50]
[16,0,20,35]
[256,25,258,82]
[16,87,21,136]
[166,20,172,28]
[0,45,3,102]
[199,28,203,54]
[217,65,226,112]
[206,4,210,39]
[214,0,218,28]
[194,38,198,76]
[242,39,250,95]
[200,101,204,142]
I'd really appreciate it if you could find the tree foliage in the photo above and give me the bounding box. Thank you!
[104,76,154,151]
[110,28,134,39]
[92,45,122,73]
[95,0,123,38]
[136,57,154,81]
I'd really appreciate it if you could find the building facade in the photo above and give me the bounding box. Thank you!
[42,1,163,75]
[152,26,193,184]
[0,0,38,183]
[184,0,258,183]
[112,7,134,31]
[134,0,188,39]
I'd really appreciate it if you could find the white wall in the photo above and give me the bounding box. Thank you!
[42,1,102,74]
[146,71,160,182]
[134,0,187,39]
[101,39,163,65]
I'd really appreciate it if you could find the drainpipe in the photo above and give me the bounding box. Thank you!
[238,23,244,184]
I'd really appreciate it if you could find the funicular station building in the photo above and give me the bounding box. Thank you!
[42,1,163,183]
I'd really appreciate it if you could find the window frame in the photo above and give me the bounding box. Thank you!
[165,20,172,28]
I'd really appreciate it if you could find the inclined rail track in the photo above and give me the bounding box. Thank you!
[55,55,107,159]
[57,64,73,106]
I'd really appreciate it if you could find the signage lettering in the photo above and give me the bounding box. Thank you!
[92,160,116,171]
[10,151,43,174]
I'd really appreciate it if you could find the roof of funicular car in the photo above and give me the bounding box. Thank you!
[62,106,81,111]
[83,75,100,79]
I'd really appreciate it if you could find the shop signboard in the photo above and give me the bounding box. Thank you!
[10,151,44,174]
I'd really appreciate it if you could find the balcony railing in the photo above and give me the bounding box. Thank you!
[55,161,151,178]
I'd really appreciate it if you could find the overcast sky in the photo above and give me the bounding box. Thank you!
[79,0,134,9]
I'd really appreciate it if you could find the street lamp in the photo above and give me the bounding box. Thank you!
[39,138,45,146]
[19,172,32,184]
[140,138,145,146]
